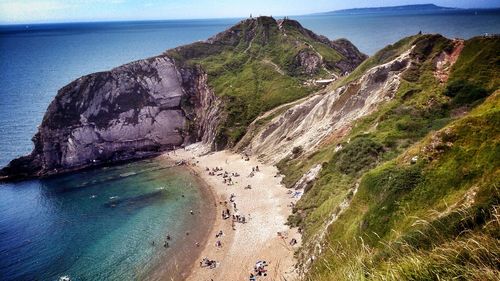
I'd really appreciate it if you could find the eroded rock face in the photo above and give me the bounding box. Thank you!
[0,16,367,180]
[241,48,414,163]
[296,49,322,75]
[0,55,221,179]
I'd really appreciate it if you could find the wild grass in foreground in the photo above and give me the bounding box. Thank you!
[305,204,500,281]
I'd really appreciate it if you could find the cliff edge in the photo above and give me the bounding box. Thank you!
[0,17,366,180]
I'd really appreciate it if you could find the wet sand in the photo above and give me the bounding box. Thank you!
[163,144,301,281]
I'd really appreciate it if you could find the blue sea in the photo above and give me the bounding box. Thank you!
[0,10,499,281]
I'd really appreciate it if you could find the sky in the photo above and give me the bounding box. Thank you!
[0,0,499,24]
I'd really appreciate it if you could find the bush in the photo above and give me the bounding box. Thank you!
[445,81,489,106]
[334,136,384,175]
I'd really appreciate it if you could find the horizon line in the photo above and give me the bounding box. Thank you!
[1,5,499,26]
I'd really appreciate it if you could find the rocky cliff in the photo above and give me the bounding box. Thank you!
[250,34,499,280]
[167,16,367,147]
[0,56,221,179]
[238,46,413,163]
[0,17,365,180]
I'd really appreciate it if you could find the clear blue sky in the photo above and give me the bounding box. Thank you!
[0,0,498,24]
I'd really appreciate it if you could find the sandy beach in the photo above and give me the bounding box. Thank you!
[163,144,301,281]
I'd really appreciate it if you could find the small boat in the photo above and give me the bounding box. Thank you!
[59,276,71,281]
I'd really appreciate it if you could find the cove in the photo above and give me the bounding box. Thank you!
[0,158,214,281]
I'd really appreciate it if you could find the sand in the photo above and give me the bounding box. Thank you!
[162,144,301,281]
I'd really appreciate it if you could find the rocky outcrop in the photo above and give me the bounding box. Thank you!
[240,47,414,163]
[276,19,367,74]
[293,164,322,191]
[0,16,367,180]
[0,56,221,180]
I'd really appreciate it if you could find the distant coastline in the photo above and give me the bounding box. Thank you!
[311,4,499,16]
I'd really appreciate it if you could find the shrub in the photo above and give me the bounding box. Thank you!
[334,136,384,176]
[445,81,489,106]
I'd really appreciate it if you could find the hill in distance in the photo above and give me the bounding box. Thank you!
[316,4,458,15]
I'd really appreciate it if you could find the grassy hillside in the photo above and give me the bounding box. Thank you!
[167,17,366,147]
[277,35,499,280]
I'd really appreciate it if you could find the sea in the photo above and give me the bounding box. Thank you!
[0,9,499,281]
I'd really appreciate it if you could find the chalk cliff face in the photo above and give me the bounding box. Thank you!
[0,16,366,180]
[238,47,413,163]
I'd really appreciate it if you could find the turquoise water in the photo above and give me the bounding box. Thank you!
[0,159,208,280]
[0,11,499,281]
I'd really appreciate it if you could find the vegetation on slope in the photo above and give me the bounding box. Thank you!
[277,35,499,280]
[167,17,366,147]
[305,91,499,281]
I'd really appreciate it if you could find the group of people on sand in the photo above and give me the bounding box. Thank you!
[249,260,268,280]
[248,165,260,177]
[233,214,246,223]
[207,167,221,176]
[200,257,217,269]
[278,231,299,247]
[222,208,231,220]
[223,174,234,185]
[206,166,241,186]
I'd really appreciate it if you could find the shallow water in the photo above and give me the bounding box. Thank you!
[0,159,207,281]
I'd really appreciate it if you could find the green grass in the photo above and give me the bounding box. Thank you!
[305,91,500,280]
[276,35,500,280]
[331,35,420,89]
[444,36,500,107]
[166,17,364,147]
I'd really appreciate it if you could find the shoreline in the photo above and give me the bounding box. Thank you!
[163,144,301,281]
[146,162,218,281]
